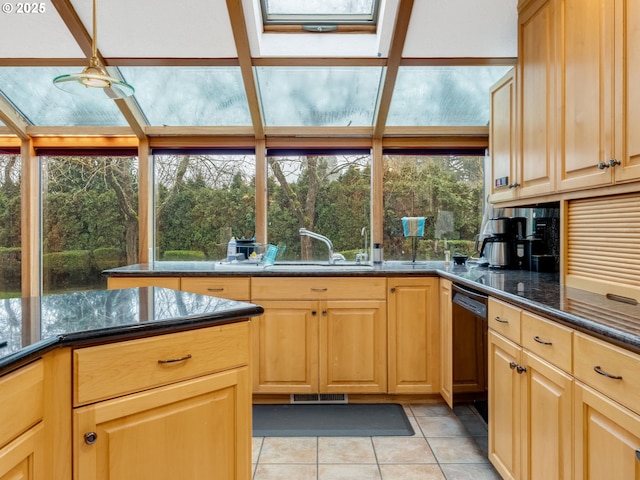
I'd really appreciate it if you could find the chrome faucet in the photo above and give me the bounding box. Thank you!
[299,228,345,264]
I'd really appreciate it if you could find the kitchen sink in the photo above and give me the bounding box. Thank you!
[263,262,374,272]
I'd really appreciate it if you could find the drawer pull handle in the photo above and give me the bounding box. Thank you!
[207,288,224,292]
[593,365,622,380]
[158,354,192,365]
[495,316,509,324]
[84,432,98,445]
[311,288,328,292]
[534,336,553,346]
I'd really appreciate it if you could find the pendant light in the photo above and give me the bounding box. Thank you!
[53,0,134,99]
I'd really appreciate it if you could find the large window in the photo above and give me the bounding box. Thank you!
[41,154,138,294]
[0,153,21,298]
[383,152,484,261]
[267,151,371,262]
[154,152,256,261]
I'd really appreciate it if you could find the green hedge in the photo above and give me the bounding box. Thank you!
[0,247,21,291]
[43,250,93,289]
[162,250,206,261]
[93,247,127,271]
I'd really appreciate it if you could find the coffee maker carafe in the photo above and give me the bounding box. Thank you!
[480,217,527,269]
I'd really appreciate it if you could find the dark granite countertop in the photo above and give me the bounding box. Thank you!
[105,260,640,354]
[0,287,264,375]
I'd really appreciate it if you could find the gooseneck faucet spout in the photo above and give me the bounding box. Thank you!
[299,228,345,264]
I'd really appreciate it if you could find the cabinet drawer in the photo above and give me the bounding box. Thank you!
[74,322,250,406]
[251,277,386,300]
[488,297,522,343]
[107,276,180,290]
[573,332,640,415]
[0,361,44,448]
[521,312,573,373]
[181,276,250,301]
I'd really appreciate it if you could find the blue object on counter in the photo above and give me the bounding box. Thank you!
[263,244,279,265]
[402,217,425,237]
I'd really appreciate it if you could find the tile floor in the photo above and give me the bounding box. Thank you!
[251,402,502,479]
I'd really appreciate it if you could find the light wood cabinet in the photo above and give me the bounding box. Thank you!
[439,279,453,408]
[252,300,319,393]
[516,0,555,198]
[387,277,439,394]
[0,361,46,480]
[251,278,387,394]
[556,0,640,191]
[0,423,45,480]
[107,276,180,290]
[489,68,518,203]
[574,381,640,480]
[180,277,250,301]
[488,303,574,480]
[73,322,252,480]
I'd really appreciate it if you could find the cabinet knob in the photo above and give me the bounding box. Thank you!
[322,310,327,316]
[311,310,317,316]
[598,161,610,170]
[390,287,396,293]
[508,182,520,189]
[84,432,98,445]
[516,365,527,374]
[609,158,621,167]
[509,361,518,370]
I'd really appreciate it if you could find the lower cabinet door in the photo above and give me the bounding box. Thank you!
[320,300,387,393]
[521,351,573,480]
[0,424,45,480]
[252,301,319,394]
[488,331,521,480]
[74,368,251,480]
[575,381,640,480]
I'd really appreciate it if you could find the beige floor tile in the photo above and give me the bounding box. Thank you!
[258,437,317,464]
[252,437,263,464]
[427,437,489,464]
[416,415,468,437]
[372,437,437,464]
[318,437,377,464]
[409,403,453,417]
[318,464,381,480]
[379,464,446,479]
[253,463,318,480]
[440,463,502,479]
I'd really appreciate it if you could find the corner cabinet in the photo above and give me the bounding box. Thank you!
[72,322,252,480]
[251,277,387,394]
[387,277,439,394]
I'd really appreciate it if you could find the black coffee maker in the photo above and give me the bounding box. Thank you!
[481,217,527,269]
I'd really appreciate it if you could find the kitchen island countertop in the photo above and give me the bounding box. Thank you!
[0,287,264,375]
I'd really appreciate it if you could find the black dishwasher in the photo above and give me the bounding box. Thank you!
[452,283,488,421]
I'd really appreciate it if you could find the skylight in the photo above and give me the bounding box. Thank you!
[260,0,380,26]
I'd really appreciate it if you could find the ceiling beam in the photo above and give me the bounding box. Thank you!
[226,0,265,140]
[373,0,414,139]
[0,95,29,140]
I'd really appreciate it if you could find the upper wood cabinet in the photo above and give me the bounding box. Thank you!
[556,0,640,191]
[516,0,555,198]
[489,68,518,203]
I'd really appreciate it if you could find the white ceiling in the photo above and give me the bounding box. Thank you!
[0,0,517,60]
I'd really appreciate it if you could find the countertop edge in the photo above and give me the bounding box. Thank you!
[0,304,264,376]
